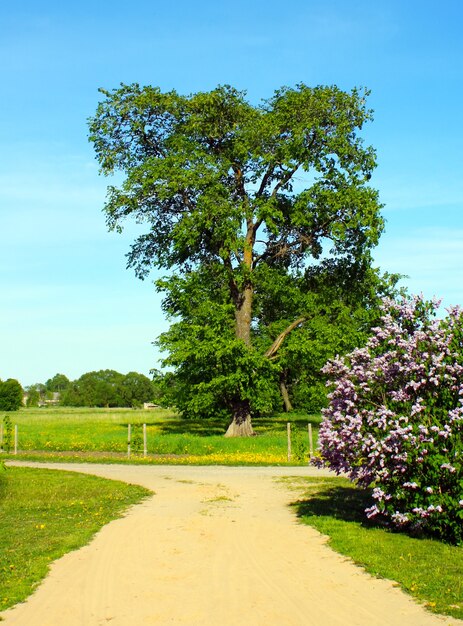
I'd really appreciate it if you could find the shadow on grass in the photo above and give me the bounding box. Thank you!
[293,481,448,543]
[118,413,322,437]
[291,479,378,528]
[255,414,322,430]
[116,418,227,436]
[147,419,227,436]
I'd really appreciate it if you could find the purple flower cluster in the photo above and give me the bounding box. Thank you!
[317,295,463,543]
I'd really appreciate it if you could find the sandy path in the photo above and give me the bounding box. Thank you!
[2,462,461,626]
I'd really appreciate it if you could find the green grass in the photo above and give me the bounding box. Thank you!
[285,476,463,621]
[0,465,151,612]
[1,407,320,465]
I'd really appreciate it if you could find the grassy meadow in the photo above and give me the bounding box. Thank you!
[0,406,321,465]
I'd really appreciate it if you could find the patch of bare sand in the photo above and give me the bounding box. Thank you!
[2,463,461,626]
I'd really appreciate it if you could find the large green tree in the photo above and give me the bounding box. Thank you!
[89,83,384,435]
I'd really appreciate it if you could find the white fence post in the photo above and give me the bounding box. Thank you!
[143,423,147,458]
[127,424,131,459]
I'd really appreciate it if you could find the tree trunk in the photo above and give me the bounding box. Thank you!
[227,224,255,436]
[224,399,255,437]
[279,371,293,412]
[234,284,253,345]
[233,224,254,346]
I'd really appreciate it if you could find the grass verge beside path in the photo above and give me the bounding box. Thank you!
[285,476,463,622]
[0,465,151,613]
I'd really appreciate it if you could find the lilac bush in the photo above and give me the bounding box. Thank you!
[317,295,463,543]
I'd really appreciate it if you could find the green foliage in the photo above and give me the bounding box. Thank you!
[130,423,144,453]
[0,379,23,411]
[45,373,70,392]
[291,427,309,463]
[25,386,41,407]
[25,383,49,407]
[89,82,386,427]
[253,260,403,411]
[62,369,124,407]
[89,83,382,273]
[119,371,154,407]
[2,414,13,452]
[149,369,176,407]
[61,369,154,408]
[159,261,402,416]
[157,270,280,418]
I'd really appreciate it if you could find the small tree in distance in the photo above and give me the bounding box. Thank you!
[25,384,44,407]
[45,373,70,393]
[61,370,154,408]
[0,379,23,411]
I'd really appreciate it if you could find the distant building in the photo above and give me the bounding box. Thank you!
[40,392,61,406]
[23,392,61,407]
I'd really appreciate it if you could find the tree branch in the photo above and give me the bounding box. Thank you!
[232,163,246,199]
[270,163,300,197]
[253,231,315,267]
[223,254,241,305]
[256,163,276,197]
[182,189,197,212]
[264,317,306,359]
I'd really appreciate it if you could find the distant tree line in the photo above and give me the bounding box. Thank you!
[25,370,162,408]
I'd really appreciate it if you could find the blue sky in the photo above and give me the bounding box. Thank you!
[1,0,462,386]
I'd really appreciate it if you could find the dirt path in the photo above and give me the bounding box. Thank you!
[2,463,460,626]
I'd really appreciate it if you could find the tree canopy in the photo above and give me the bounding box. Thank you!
[45,373,70,392]
[61,370,155,408]
[89,82,385,434]
[0,379,23,411]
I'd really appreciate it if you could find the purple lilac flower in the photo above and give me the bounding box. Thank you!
[317,294,463,543]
